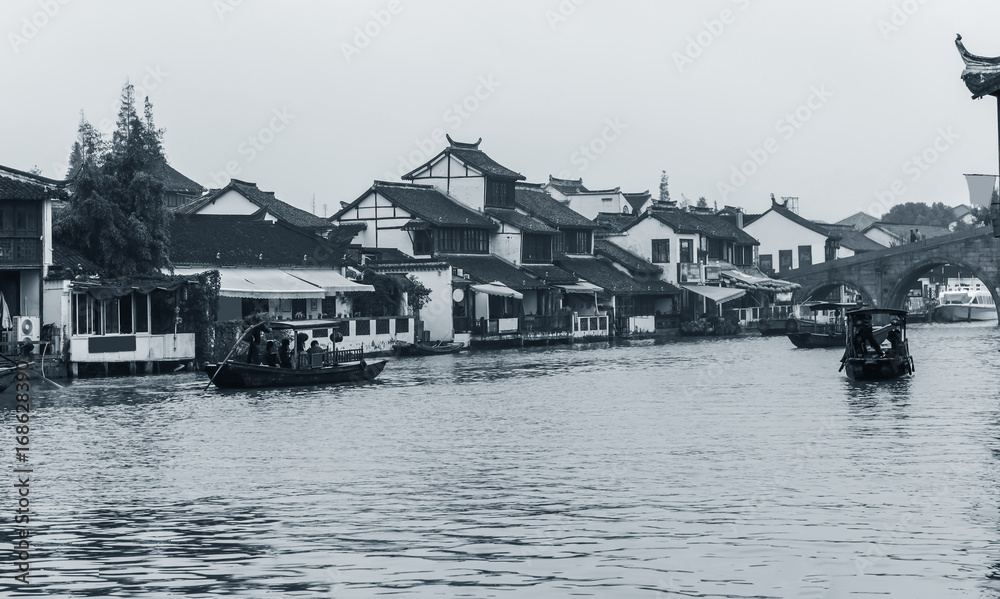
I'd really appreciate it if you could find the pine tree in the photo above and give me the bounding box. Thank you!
[55,81,172,277]
[659,170,670,203]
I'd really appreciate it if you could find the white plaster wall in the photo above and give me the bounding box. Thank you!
[491,227,521,266]
[611,218,689,284]
[42,279,69,331]
[864,228,899,247]
[193,189,261,216]
[566,193,623,220]
[42,199,52,266]
[21,270,40,317]
[406,268,453,341]
[334,191,415,253]
[744,211,829,272]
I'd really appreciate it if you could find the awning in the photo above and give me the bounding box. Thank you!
[555,281,604,294]
[681,284,746,304]
[471,281,524,300]
[174,268,326,299]
[281,269,375,294]
[720,268,800,293]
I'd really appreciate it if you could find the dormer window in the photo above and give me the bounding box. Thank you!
[485,178,515,207]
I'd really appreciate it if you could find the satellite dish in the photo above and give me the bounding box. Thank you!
[452,289,465,303]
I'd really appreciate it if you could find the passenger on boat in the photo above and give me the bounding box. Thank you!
[887,323,904,357]
[853,314,884,358]
[264,340,277,367]
[278,339,293,368]
[245,328,263,363]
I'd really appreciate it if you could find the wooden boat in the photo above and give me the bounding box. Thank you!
[840,308,914,381]
[785,302,853,348]
[204,319,387,389]
[392,340,466,356]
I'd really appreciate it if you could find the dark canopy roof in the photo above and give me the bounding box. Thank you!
[593,240,662,276]
[170,214,345,267]
[0,164,67,200]
[445,255,546,290]
[485,208,558,234]
[514,184,598,229]
[403,136,525,181]
[178,179,330,229]
[556,255,681,296]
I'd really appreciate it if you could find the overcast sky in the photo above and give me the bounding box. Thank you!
[5,0,1000,223]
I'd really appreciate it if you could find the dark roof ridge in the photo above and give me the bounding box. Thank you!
[446,134,482,149]
[372,180,436,190]
[0,164,67,186]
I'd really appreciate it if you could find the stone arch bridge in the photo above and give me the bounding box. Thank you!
[780,228,1000,319]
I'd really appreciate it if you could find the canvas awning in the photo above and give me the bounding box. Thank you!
[555,281,604,294]
[281,269,375,294]
[174,268,326,299]
[470,281,524,300]
[681,284,746,304]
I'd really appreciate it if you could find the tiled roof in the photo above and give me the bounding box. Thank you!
[638,208,759,245]
[514,184,599,229]
[0,164,66,200]
[170,215,344,268]
[521,264,578,284]
[594,213,638,236]
[328,222,366,246]
[556,255,681,296]
[356,247,415,264]
[762,202,836,239]
[547,176,589,195]
[835,211,880,231]
[444,254,547,290]
[485,208,558,234]
[373,182,497,229]
[869,222,952,240]
[593,240,662,276]
[403,136,524,181]
[623,191,652,213]
[49,243,103,278]
[151,161,205,195]
[177,179,331,229]
[821,224,886,252]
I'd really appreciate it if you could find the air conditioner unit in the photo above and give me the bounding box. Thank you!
[15,316,40,342]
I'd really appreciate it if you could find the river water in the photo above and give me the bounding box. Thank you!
[3,322,1000,598]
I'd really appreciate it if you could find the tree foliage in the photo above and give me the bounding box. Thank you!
[349,271,432,317]
[882,201,987,232]
[55,82,172,277]
[658,170,670,203]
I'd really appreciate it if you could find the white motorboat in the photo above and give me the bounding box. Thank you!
[933,290,998,322]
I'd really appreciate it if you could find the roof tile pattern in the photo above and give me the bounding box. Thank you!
[514,185,598,229]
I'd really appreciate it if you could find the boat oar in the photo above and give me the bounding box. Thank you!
[206,322,263,390]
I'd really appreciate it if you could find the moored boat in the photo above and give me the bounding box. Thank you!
[204,319,387,389]
[392,340,466,356]
[932,289,997,322]
[784,302,853,348]
[840,308,914,381]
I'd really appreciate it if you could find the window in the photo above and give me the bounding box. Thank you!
[651,239,670,263]
[521,233,553,264]
[563,229,592,254]
[825,238,838,262]
[485,178,515,207]
[798,245,812,268]
[779,249,793,272]
[679,239,693,263]
[759,254,773,274]
[135,293,149,333]
[437,228,489,253]
[412,230,433,255]
[120,294,134,334]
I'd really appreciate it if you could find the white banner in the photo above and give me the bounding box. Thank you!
[964,173,997,207]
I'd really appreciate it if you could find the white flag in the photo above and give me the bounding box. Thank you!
[964,173,997,208]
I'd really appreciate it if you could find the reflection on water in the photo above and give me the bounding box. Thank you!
[1,323,1000,597]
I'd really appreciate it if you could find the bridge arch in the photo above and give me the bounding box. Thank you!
[795,279,875,308]
[885,257,1000,319]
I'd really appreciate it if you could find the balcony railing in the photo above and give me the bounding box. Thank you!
[521,314,572,332]
[0,238,41,264]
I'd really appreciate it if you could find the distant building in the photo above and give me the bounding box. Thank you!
[177,178,333,236]
[543,175,627,219]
